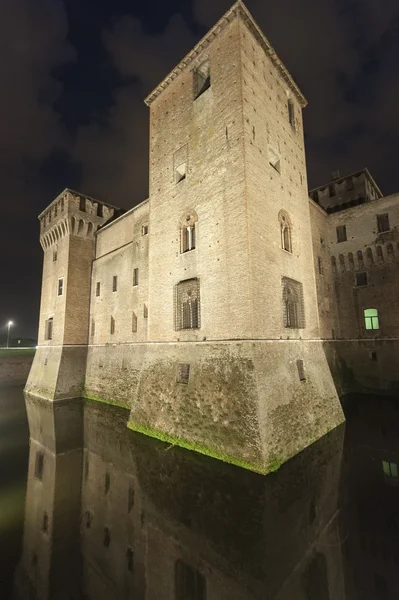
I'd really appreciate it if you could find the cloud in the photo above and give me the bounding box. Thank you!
[72,14,198,206]
[193,0,399,192]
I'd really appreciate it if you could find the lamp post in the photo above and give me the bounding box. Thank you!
[6,321,13,349]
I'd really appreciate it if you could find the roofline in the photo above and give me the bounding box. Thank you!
[308,195,328,216]
[309,167,383,197]
[145,1,307,108]
[96,198,150,235]
[38,188,122,219]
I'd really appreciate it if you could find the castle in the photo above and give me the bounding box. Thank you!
[26,1,399,474]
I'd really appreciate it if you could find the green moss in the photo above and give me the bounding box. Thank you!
[83,394,130,410]
[0,348,36,359]
[127,421,266,474]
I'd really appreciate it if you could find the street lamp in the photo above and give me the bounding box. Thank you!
[6,321,13,349]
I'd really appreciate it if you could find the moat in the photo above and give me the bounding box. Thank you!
[1,385,399,599]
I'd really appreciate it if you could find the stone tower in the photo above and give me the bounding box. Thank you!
[128,1,344,472]
[26,189,118,400]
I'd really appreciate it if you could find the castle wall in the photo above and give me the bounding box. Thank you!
[240,20,320,340]
[309,200,339,339]
[90,201,149,346]
[147,17,251,342]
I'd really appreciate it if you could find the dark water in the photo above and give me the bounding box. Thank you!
[1,387,399,599]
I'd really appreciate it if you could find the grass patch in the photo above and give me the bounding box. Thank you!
[127,421,267,474]
[83,394,130,410]
[0,348,36,359]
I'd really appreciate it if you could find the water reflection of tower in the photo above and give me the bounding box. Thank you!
[340,397,399,600]
[14,396,83,600]
[16,395,346,599]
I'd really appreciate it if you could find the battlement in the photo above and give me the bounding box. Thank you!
[39,189,122,251]
[332,241,399,274]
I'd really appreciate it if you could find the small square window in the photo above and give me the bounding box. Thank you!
[112,276,117,292]
[356,272,368,287]
[96,282,101,297]
[175,162,186,184]
[336,225,347,243]
[177,363,190,384]
[35,452,44,480]
[377,213,390,233]
[58,278,64,296]
[269,148,281,173]
[287,99,295,129]
[296,359,306,382]
[45,317,53,341]
[133,268,139,287]
[141,224,148,235]
[194,61,210,99]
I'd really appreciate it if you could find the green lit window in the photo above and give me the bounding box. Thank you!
[382,461,398,478]
[364,308,379,330]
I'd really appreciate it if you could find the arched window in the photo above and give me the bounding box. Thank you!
[175,279,200,330]
[377,245,384,263]
[282,277,305,329]
[364,308,379,330]
[356,250,364,269]
[87,222,94,236]
[180,211,197,253]
[278,210,292,253]
[366,247,374,266]
[78,219,84,235]
[348,252,354,270]
[339,254,345,272]
[71,216,76,234]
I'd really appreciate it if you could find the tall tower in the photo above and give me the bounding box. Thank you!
[129,1,344,473]
[26,189,119,400]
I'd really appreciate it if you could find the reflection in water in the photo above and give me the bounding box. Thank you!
[14,395,347,600]
[0,386,29,600]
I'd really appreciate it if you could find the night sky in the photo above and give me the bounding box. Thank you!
[1,0,398,340]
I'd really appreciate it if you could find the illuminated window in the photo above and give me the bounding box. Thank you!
[194,61,210,99]
[175,279,200,330]
[336,225,347,243]
[382,460,398,481]
[377,213,390,233]
[175,560,206,600]
[364,308,379,330]
[57,278,64,296]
